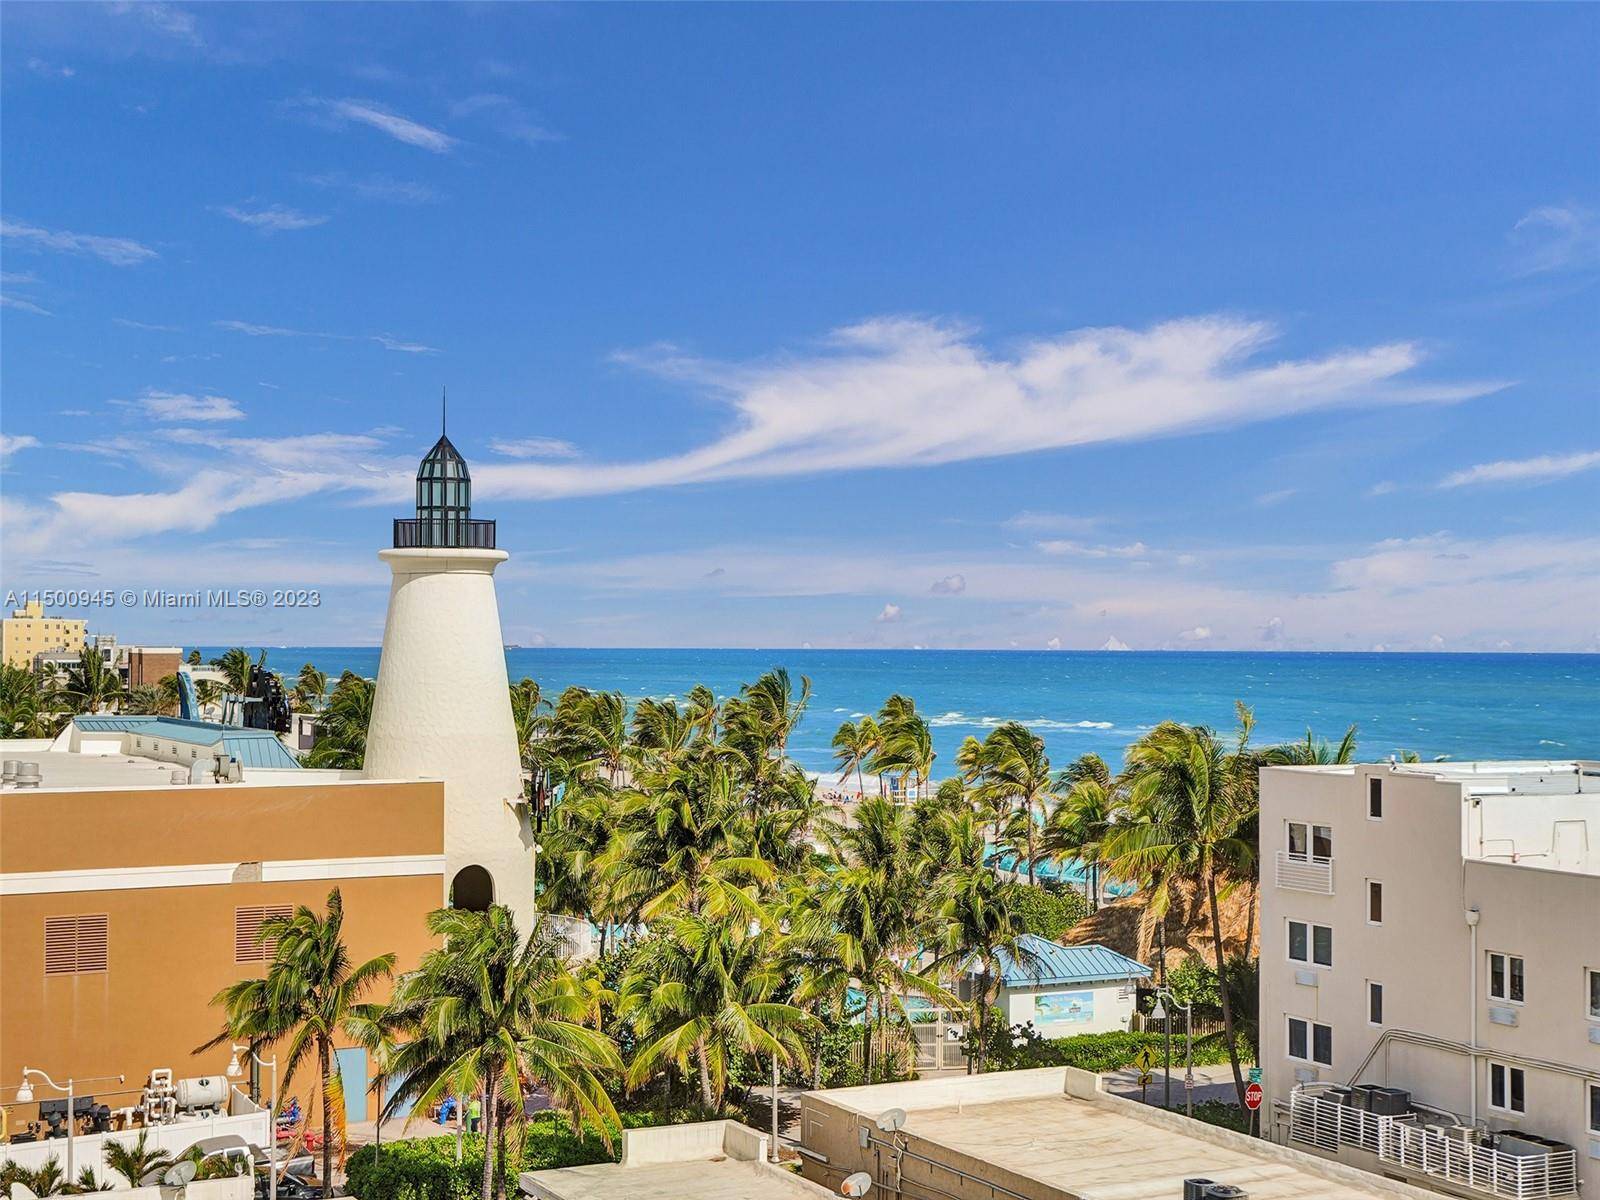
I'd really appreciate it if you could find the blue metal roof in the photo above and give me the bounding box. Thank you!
[990,936,1152,988]
[73,716,300,769]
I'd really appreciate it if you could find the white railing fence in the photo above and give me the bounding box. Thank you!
[1275,850,1335,894]
[1289,1090,1578,1200]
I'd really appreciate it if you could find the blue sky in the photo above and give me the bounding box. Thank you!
[2,2,1597,652]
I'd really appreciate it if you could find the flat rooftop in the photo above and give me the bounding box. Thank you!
[801,1069,1441,1200]
[0,742,390,791]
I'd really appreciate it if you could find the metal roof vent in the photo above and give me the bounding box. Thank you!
[13,762,41,788]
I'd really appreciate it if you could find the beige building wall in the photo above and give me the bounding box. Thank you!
[0,779,446,1126]
[2,601,88,669]
[1259,763,1600,1163]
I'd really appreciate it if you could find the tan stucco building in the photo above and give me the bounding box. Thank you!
[0,738,446,1130]
[2,601,87,669]
[1259,760,1600,1197]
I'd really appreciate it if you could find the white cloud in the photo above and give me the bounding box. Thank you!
[215,319,319,338]
[1256,488,1298,507]
[214,320,438,354]
[1510,204,1600,275]
[1,294,52,316]
[371,333,439,354]
[302,172,438,205]
[114,317,181,332]
[218,205,329,232]
[448,93,560,146]
[1367,481,1398,497]
[875,603,902,623]
[1178,625,1213,642]
[1438,450,1600,489]
[314,99,456,153]
[1261,615,1284,643]
[1,218,157,266]
[108,1,202,46]
[125,390,245,422]
[1,434,40,463]
[1045,636,1062,650]
[1036,539,1147,559]
[1003,511,1104,534]
[471,314,1503,502]
[930,573,967,595]
[489,437,580,460]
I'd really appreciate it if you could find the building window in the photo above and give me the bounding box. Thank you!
[1488,1062,1525,1114]
[1288,1016,1333,1067]
[235,905,293,963]
[1367,880,1383,925]
[1488,952,1525,1004]
[1287,821,1333,862]
[1288,920,1333,967]
[1589,1083,1600,1135]
[1587,968,1599,1021]
[44,914,109,975]
[1368,778,1383,820]
[1368,981,1384,1026]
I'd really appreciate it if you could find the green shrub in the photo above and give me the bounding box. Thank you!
[1006,882,1089,941]
[980,1024,1246,1074]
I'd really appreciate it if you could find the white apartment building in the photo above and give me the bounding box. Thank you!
[1259,760,1599,1200]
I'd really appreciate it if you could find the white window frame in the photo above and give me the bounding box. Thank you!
[1368,777,1383,820]
[1589,1082,1600,1136]
[1586,967,1599,1023]
[1488,951,1525,1005]
[1286,821,1334,863]
[1367,879,1384,926]
[1487,1060,1526,1115]
[1368,980,1384,1027]
[1288,919,1334,968]
[1287,1015,1333,1067]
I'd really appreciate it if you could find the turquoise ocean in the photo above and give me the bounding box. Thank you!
[200,648,1597,776]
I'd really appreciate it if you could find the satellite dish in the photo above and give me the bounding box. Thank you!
[140,1167,169,1186]
[162,1161,198,1187]
[874,1108,907,1133]
[840,1172,873,1198]
[517,1172,541,1196]
[11,1183,41,1200]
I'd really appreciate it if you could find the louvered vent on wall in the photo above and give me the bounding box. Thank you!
[235,905,293,963]
[44,914,109,975]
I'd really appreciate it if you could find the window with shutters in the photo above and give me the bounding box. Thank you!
[44,914,109,975]
[235,905,293,963]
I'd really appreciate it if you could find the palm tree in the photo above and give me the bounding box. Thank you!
[0,663,61,737]
[211,647,254,698]
[200,888,395,1191]
[194,679,224,719]
[1105,711,1258,1107]
[973,722,1058,885]
[831,718,876,796]
[930,808,1034,1073]
[384,907,620,1200]
[1043,756,1118,911]
[120,684,165,715]
[1267,724,1358,765]
[61,649,123,714]
[620,907,812,1113]
[187,649,203,667]
[293,665,329,714]
[305,673,375,769]
[103,1131,174,1187]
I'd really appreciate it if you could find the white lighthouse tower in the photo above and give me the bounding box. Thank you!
[363,418,536,927]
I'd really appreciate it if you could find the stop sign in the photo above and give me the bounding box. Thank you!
[1244,1082,1264,1111]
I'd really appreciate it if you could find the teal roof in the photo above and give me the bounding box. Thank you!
[73,716,300,770]
[989,936,1152,988]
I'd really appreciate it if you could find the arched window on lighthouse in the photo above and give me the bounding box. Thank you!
[450,864,494,912]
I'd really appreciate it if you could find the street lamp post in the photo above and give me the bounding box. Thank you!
[15,1069,124,1185]
[1149,990,1194,1119]
[227,1046,278,1200]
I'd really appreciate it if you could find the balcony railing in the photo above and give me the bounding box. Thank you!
[393,518,497,549]
[1276,849,1335,894]
[1289,1089,1578,1200]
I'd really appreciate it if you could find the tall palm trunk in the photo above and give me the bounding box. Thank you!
[1025,799,1036,885]
[695,1038,715,1111]
[1205,869,1247,1107]
[480,1067,498,1200]
[318,1037,334,1195]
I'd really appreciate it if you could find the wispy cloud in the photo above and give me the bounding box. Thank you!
[489,437,580,460]
[215,319,437,353]
[215,319,322,338]
[1035,540,1148,559]
[1510,204,1600,275]
[1,294,53,317]
[301,172,438,205]
[371,333,439,354]
[114,317,182,332]
[930,573,967,595]
[118,389,245,422]
[26,57,76,78]
[469,315,1505,502]
[1002,511,1104,534]
[0,434,41,463]
[1256,487,1298,507]
[108,1,202,47]
[1,218,157,266]
[304,98,456,153]
[1439,449,1600,489]
[217,204,329,232]
[449,93,561,146]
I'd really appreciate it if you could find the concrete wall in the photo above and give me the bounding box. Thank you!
[1259,763,1600,1161]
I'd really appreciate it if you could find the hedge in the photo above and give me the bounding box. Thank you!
[344,1110,694,1200]
[981,1025,1248,1074]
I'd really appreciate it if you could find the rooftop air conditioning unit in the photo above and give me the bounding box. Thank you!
[1205,1186,1249,1200]
[171,770,189,785]
[1184,1179,1216,1200]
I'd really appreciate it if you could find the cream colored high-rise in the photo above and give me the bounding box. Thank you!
[1,599,87,668]
[1259,760,1600,1196]
[362,431,536,928]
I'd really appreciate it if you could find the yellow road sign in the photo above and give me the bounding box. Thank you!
[1134,1046,1159,1072]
